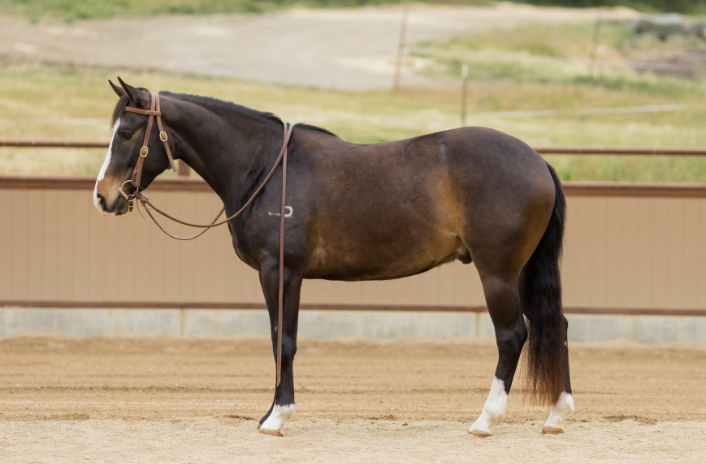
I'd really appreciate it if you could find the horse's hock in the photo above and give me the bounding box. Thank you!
[0,176,705,343]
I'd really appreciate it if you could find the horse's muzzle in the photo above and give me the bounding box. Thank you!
[113,195,131,215]
[95,192,130,216]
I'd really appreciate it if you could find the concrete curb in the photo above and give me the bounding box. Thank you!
[1,308,705,343]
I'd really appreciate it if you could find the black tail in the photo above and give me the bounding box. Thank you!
[521,162,567,406]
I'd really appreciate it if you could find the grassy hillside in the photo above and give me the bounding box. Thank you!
[2,8,705,181]
[0,62,705,182]
[521,1,706,15]
[0,0,491,21]
[0,0,702,22]
[413,19,706,86]
[407,20,706,182]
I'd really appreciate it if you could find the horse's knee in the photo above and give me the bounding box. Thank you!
[271,335,297,367]
[282,337,297,363]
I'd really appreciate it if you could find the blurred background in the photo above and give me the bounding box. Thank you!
[1,0,706,182]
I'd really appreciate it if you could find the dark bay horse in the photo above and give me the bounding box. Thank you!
[94,79,573,437]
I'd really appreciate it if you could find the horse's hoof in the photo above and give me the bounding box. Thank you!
[469,429,492,438]
[542,426,565,435]
[259,428,284,437]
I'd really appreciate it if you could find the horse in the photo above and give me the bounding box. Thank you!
[94,78,574,438]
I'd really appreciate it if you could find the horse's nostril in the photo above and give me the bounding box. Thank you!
[96,193,108,211]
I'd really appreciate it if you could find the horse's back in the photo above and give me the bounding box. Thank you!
[304,125,551,190]
[306,125,556,224]
[295,126,556,280]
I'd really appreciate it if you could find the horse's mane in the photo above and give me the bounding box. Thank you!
[295,123,337,137]
[161,91,285,126]
[110,91,338,137]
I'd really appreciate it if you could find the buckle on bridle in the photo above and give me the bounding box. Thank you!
[159,131,168,142]
[140,146,149,157]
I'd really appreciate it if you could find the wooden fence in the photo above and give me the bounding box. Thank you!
[0,176,704,315]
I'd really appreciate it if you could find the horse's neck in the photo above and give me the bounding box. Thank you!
[171,102,284,204]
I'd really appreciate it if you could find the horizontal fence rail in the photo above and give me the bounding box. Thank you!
[2,300,705,317]
[2,140,706,156]
[0,140,109,148]
[0,140,193,176]
[534,147,706,155]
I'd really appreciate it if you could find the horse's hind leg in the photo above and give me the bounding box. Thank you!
[469,272,527,438]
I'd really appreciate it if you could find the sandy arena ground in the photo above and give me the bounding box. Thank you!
[1,335,705,463]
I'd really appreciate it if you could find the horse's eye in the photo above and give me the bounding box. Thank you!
[120,131,132,140]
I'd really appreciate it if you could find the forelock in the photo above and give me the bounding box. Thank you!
[111,95,130,128]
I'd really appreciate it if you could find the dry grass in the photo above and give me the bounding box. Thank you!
[1,63,706,181]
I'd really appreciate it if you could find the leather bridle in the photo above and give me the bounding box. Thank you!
[119,92,176,205]
[115,91,292,389]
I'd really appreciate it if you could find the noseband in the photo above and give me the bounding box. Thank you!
[115,92,292,389]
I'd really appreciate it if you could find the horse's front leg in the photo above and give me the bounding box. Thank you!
[257,259,303,437]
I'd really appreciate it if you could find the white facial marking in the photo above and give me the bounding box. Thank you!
[470,377,508,437]
[268,206,293,218]
[543,392,574,432]
[260,404,295,434]
[93,119,120,216]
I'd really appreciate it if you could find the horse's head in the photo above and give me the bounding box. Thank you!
[93,78,175,216]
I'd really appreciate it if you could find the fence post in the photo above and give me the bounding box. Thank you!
[393,4,409,91]
[178,160,190,177]
[460,64,468,127]
[588,7,603,77]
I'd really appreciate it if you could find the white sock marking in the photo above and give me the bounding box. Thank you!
[94,119,119,216]
[470,377,508,436]
[543,392,574,431]
[260,404,295,433]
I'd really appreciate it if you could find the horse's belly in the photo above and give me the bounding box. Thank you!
[304,230,469,281]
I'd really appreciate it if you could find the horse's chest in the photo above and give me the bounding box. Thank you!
[230,231,261,271]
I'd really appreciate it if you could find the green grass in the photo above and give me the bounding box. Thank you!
[406,20,706,182]
[0,0,491,21]
[2,0,704,22]
[2,0,285,20]
[518,1,706,15]
[417,22,633,61]
[1,63,706,181]
[413,20,706,92]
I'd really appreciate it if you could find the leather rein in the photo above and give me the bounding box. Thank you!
[118,92,291,389]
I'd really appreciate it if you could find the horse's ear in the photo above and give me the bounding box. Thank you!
[109,80,125,98]
[117,76,151,109]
